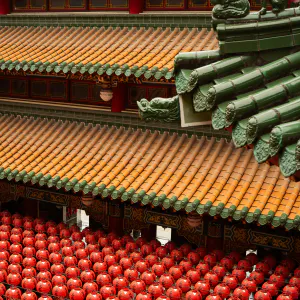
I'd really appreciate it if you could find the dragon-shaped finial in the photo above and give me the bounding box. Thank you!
[211,0,250,19]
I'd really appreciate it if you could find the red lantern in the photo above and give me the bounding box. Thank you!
[5,287,21,300]
[150,240,161,251]
[105,255,117,268]
[228,251,241,264]
[107,232,118,243]
[99,237,109,248]
[136,237,147,248]
[52,285,68,298]
[222,274,238,290]
[50,263,65,275]
[52,274,67,286]
[69,224,80,233]
[186,290,202,300]
[141,244,153,257]
[263,255,277,270]
[204,254,217,268]
[74,241,85,250]
[179,258,193,273]
[204,271,219,287]
[211,250,224,262]
[103,246,114,256]
[72,232,83,242]
[241,278,257,293]
[130,280,146,294]
[10,234,22,244]
[21,291,37,300]
[148,282,164,299]
[115,249,128,262]
[237,260,252,272]
[245,252,258,266]
[176,276,192,293]
[136,292,153,300]
[275,265,290,278]
[76,248,88,260]
[141,270,156,285]
[7,272,22,286]
[130,251,142,263]
[35,233,47,241]
[23,237,36,247]
[281,258,296,271]
[0,232,10,241]
[119,257,133,270]
[48,235,59,245]
[49,252,62,264]
[22,277,37,290]
[232,286,250,300]
[66,266,81,279]
[10,243,22,254]
[156,296,171,300]
[86,292,103,300]
[83,282,99,294]
[0,250,9,261]
[289,276,300,289]
[0,269,6,282]
[60,238,72,248]
[108,264,123,279]
[113,275,129,291]
[196,262,210,276]
[170,250,183,262]
[47,226,58,236]
[112,239,122,251]
[283,284,299,300]
[166,286,183,300]
[80,269,96,283]
[64,255,78,267]
[232,267,246,282]
[159,273,175,289]
[262,280,279,297]
[48,242,60,253]
[60,228,71,239]
[124,267,139,281]
[35,240,47,250]
[36,280,52,294]
[220,256,234,271]
[206,293,222,300]
[67,277,83,290]
[162,256,175,271]
[187,252,201,266]
[36,271,52,282]
[186,268,201,284]
[169,266,183,281]
[146,254,159,267]
[212,264,226,279]
[8,263,22,274]
[125,242,137,253]
[69,288,86,300]
[23,246,36,257]
[22,267,36,278]
[254,289,272,300]
[249,270,265,285]
[36,249,49,261]
[277,292,295,300]
[78,258,92,271]
[9,253,22,264]
[90,251,103,264]
[24,221,34,231]
[165,242,176,252]
[256,261,270,276]
[156,246,169,259]
[152,263,166,277]
[100,284,116,299]
[96,272,112,287]
[0,260,8,270]
[118,288,134,300]
[214,283,231,299]
[93,262,108,274]
[270,273,285,288]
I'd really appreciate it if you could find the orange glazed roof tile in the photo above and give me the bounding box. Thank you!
[0,114,299,230]
[0,26,218,80]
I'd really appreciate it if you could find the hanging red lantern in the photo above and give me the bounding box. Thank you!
[136,237,147,248]
[141,270,156,285]
[118,288,134,300]
[165,242,176,252]
[10,243,22,254]
[69,288,86,300]
[23,246,36,257]
[152,263,166,277]
[212,264,226,279]
[146,254,159,267]
[148,282,164,299]
[72,232,83,242]
[90,251,103,264]
[237,260,252,272]
[36,249,49,261]
[204,271,219,287]
[81,193,95,207]
[112,275,129,291]
[222,274,238,290]
[283,284,299,300]
[186,268,201,284]
[220,256,234,271]
[0,284,6,296]
[214,283,231,299]
[60,238,72,248]
[162,256,175,271]
[52,284,68,298]
[86,292,103,300]
[100,284,117,299]
[130,279,146,294]
[275,265,290,278]
[22,277,37,290]
[270,273,285,288]
[166,286,183,300]
[36,271,52,282]
[67,277,83,290]
[93,261,108,274]
[204,254,217,268]
[5,287,22,300]
[186,290,202,300]
[254,289,272,300]
[80,269,96,283]
[48,235,60,244]
[36,279,52,294]
[64,255,78,267]
[229,251,241,264]
[176,276,192,293]
[105,255,117,267]
[78,258,92,271]
[0,250,9,261]
[149,239,161,251]
[0,232,10,241]
[125,242,137,253]
[281,258,296,271]
[255,261,270,276]
[206,293,222,300]
[23,221,34,231]
[170,249,183,262]
[22,267,36,278]
[135,259,149,274]
[49,252,62,264]
[187,252,201,266]
[130,251,143,263]
[74,241,85,250]
[96,272,112,287]
[9,253,22,264]
[136,292,153,300]
[46,226,58,237]
[7,272,22,286]
[169,266,183,281]
[8,263,22,274]
[0,260,8,270]
[232,286,250,300]
[10,234,22,244]
[108,264,123,279]
[141,244,153,257]
[179,258,193,273]
[262,280,279,297]
[263,255,277,270]
[83,282,99,295]
[112,239,122,251]
[35,240,47,250]
[99,237,109,248]
[249,270,265,285]
[232,267,246,282]
[289,276,300,289]
[35,233,47,241]
[159,273,175,289]
[50,263,65,275]
[241,278,257,293]
[66,266,81,279]
[196,261,210,276]
[119,257,133,270]
[115,249,128,262]
[48,242,60,254]
[156,246,169,259]
[277,292,295,300]
[52,274,67,286]
[245,252,258,266]
[124,267,139,281]
[87,244,99,255]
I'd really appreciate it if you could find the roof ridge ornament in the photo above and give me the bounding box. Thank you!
[259,0,287,15]
[211,0,250,19]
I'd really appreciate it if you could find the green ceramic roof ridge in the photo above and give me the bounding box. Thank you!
[253,134,271,163]
[279,144,297,177]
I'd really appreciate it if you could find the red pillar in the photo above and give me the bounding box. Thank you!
[129,0,144,14]
[0,0,10,15]
[111,83,127,112]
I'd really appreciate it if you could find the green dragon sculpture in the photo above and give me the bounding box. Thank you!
[137,95,180,122]
[211,0,250,19]
[259,0,287,15]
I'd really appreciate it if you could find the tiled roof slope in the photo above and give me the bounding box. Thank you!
[0,114,299,230]
[175,48,300,178]
[0,26,217,80]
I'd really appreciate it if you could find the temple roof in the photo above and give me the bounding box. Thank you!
[1,113,300,230]
[0,26,217,80]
